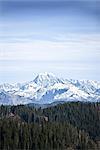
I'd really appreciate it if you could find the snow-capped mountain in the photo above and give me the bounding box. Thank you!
[0,72,100,105]
[34,72,62,87]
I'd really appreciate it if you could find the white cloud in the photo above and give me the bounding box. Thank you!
[0,34,100,63]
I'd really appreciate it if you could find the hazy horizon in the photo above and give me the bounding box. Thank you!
[0,0,100,83]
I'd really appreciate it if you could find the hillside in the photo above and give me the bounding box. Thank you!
[0,102,100,149]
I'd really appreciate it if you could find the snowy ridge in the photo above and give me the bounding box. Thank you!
[0,72,100,105]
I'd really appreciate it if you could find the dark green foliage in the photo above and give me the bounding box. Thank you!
[43,102,100,140]
[0,102,100,150]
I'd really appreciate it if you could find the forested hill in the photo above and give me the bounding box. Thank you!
[0,102,100,150]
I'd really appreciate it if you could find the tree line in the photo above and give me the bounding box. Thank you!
[0,102,100,149]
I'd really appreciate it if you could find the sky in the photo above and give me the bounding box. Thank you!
[0,0,100,83]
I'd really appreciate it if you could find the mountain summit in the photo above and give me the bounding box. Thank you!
[33,72,62,87]
[0,73,100,105]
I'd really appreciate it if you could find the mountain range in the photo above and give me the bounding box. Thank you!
[0,72,100,105]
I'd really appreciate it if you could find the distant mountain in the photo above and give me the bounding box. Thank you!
[0,72,100,105]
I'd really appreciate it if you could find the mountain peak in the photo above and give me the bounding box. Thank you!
[38,72,55,77]
[33,72,61,87]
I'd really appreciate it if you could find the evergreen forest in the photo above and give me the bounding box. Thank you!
[0,102,100,150]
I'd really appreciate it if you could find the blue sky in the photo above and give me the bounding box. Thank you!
[0,0,100,83]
